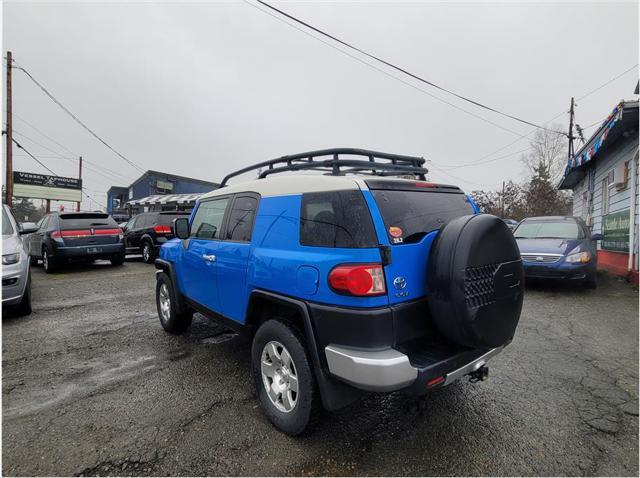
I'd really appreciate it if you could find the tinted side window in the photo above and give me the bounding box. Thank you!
[226,196,258,242]
[191,198,230,239]
[300,190,377,248]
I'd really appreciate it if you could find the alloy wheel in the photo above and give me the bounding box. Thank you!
[158,283,171,321]
[261,341,298,413]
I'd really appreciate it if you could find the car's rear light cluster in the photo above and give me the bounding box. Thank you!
[328,263,386,296]
[51,230,91,239]
[94,228,122,236]
[153,225,172,234]
[51,228,123,239]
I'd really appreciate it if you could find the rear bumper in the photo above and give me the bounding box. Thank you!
[325,344,503,393]
[52,243,125,259]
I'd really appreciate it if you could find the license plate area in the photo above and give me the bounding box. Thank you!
[87,247,102,254]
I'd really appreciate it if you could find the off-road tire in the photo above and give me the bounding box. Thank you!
[142,241,156,264]
[156,272,192,334]
[251,319,320,436]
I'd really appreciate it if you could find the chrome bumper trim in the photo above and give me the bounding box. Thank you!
[324,345,417,392]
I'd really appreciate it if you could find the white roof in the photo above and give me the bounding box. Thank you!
[127,193,203,205]
[200,174,370,199]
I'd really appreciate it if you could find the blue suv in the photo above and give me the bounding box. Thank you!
[154,149,524,435]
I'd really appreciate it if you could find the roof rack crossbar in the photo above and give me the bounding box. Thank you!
[220,148,427,187]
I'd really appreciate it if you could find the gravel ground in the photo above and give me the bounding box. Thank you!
[2,259,638,476]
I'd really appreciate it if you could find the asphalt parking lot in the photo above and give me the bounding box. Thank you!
[2,260,638,476]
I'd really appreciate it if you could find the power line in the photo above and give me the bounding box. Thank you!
[9,126,134,184]
[252,0,564,135]
[243,0,525,137]
[576,64,638,101]
[14,112,78,157]
[4,134,106,209]
[434,63,639,171]
[12,60,146,174]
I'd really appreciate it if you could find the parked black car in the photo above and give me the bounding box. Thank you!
[123,211,190,263]
[28,212,125,273]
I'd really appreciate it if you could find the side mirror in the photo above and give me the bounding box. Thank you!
[19,223,38,235]
[591,233,604,241]
[173,217,190,240]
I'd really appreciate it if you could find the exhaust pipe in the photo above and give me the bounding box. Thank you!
[469,365,489,383]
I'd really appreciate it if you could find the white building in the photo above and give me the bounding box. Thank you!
[559,100,639,283]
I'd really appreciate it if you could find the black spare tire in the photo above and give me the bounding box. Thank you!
[427,214,524,348]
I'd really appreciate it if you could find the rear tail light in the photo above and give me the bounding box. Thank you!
[95,228,124,240]
[328,263,386,296]
[94,228,122,235]
[153,225,172,234]
[52,229,91,239]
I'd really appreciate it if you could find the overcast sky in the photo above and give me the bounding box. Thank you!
[3,0,638,210]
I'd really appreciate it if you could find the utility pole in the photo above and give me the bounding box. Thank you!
[5,51,13,206]
[567,97,576,160]
[501,180,505,218]
[77,156,82,211]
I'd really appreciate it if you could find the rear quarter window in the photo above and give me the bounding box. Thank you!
[371,190,473,244]
[300,190,377,248]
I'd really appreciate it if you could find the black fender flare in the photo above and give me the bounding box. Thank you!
[154,258,187,314]
[247,290,362,411]
[140,234,154,248]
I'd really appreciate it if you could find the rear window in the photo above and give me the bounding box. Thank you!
[59,213,117,230]
[300,190,377,248]
[157,213,190,226]
[371,190,473,244]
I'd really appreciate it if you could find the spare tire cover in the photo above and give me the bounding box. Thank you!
[427,214,524,348]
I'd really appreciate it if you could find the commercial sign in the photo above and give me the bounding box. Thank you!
[602,209,630,252]
[13,171,82,202]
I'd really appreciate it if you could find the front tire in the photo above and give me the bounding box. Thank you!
[142,242,156,264]
[252,319,319,436]
[156,272,192,334]
[15,273,32,316]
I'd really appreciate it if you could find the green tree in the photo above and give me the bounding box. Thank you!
[10,198,41,222]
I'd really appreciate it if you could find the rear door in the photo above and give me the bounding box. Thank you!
[178,197,231,314]
[366,180,475,305]
[30,215,49,257]
[216,194,260,322]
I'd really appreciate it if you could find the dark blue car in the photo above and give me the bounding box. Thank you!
[514,216,603,288]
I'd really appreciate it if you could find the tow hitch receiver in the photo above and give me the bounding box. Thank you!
[469,365,489,383]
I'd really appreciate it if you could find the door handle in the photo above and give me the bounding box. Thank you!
[202,254,216,262]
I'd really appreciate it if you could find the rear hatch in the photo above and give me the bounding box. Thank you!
[56,213,122,247]
[365,179,476,305]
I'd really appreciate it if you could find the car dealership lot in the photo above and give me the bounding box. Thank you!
[2,261,638,476]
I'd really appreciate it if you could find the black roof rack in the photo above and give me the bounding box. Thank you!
[220,148,428,187]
